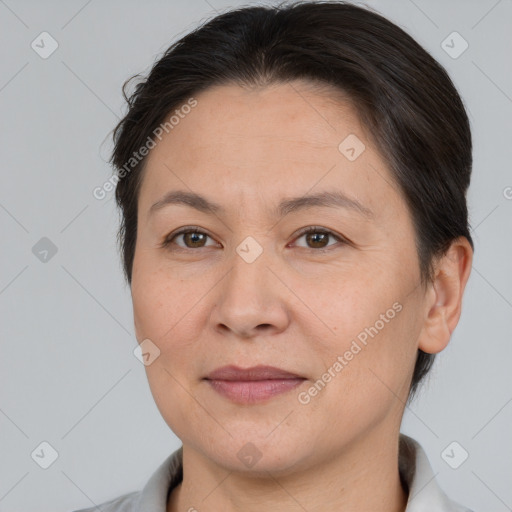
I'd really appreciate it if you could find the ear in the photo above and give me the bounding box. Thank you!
[417,236,473,354]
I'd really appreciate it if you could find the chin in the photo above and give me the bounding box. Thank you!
[200,432,318,477]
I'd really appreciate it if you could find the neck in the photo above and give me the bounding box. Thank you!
[167,429,409,512]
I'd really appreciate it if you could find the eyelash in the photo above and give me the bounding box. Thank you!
[160,225,349,253]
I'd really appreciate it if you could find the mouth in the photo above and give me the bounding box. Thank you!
[204,365,306,404]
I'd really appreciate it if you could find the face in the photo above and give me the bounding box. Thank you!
[131,81,429,475]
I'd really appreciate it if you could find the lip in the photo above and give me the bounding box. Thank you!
[204,365,306,404]
[205,364,304,381]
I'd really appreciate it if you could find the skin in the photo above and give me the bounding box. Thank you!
[130,80,473,512]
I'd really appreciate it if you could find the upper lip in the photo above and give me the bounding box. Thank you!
[205,365,304,381]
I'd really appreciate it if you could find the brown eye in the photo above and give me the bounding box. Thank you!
[305,231,329,248]
[293,227,346,251]
[181,231,208,248]
[161,228,217,250]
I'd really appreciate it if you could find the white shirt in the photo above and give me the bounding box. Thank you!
[72,434,475,511]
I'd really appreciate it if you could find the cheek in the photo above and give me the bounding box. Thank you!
[304,262,420,402]
[131,254,187,340]
[131,275,165,342]
[131,263,207,375]
[131,267,206,439]
[308,269,399,347]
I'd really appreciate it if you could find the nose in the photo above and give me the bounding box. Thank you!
[209,245,290,339]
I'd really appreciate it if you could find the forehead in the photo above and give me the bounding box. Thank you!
[138,81,404,223]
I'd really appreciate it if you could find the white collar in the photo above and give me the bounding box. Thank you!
[398,434,474,511]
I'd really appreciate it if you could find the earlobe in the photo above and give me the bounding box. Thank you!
[417,237,473,354]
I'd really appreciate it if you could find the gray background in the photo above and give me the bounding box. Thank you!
[0,0,511,511]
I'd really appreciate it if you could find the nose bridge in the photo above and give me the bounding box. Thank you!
[211,235,289,337]
[224,234,272,304]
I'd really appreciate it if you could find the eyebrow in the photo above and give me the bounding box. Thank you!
[149,189,373,219]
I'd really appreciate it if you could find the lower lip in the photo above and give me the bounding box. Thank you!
[206,378,305,404]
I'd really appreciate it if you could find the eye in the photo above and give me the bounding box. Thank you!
[160,227,218,250]
[291,226,348,251]
[160,226,349,252]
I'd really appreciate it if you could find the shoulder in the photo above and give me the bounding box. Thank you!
[70,490,140,512]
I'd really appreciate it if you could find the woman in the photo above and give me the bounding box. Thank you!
[76,1,475,510]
